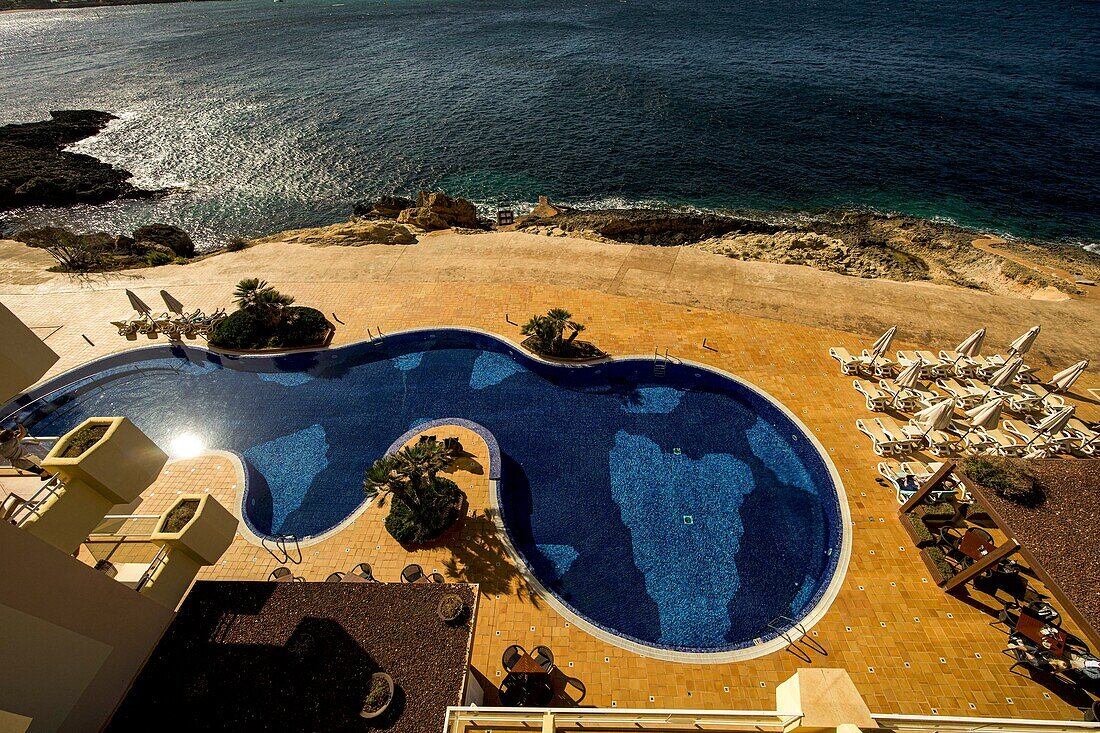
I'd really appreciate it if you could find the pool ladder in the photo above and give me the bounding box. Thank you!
[366,326,386,346]
[261,534,302,565]
[653,347,669,378]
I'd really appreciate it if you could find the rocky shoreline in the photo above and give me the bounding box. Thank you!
[516,207,1100,298]
[0,110,158,211]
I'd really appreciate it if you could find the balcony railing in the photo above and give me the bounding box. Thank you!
[89,513,163,539]
[443,707,1100,733]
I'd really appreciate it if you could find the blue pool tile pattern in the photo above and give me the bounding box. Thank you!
[2,330,843,652]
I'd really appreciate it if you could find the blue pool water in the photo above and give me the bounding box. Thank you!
[2,330,844,652]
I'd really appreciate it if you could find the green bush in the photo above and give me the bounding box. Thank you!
[145,250,173,267]
[208,306,331,351]
[960,456,1043,507]
[226,237,249,252]
[924,546,956,580]
[919,502,956,520]
[384,477,463,545]
[906,514,934,544]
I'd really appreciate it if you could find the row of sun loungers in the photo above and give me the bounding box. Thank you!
[112,290,227,340]
[838,325,1095,460]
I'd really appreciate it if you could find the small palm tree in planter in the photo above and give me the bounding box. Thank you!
[363,437,465,545]
[360,671,395,720]
[520,308,604,359]
[233,278,295,325]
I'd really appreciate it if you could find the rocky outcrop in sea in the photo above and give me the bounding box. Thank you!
[0,110,157,211]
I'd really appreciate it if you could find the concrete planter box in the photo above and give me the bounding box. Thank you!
[151,495,237,565]
[42,417,167,504]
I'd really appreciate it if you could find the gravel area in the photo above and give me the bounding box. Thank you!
[971,459,1100,634]
[107,581,476,732]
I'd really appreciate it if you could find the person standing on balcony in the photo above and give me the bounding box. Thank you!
[0,425,51,481]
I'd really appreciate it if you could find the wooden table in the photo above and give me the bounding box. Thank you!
[273,573,297,582]
[501,654,553,707]
[959,529,996,561]
[341,573,370,583]
[509,653,546,675]
[1016,611,1066,658]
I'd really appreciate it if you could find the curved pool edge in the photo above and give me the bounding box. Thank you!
[2,326,852,654]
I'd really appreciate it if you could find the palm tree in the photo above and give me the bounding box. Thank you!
[521,308,585,355]
[233,278,269,310]
[363,438,450,514]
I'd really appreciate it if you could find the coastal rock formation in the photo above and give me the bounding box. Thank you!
[353,195,414,220]
[134,224,194,258]
[519,208,1100,297]
[0,110,155,211]
[396,191,480,231]
[14,223,196,272]
[252,220,417,247]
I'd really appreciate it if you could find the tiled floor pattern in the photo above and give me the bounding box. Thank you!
[17,279,1093,722]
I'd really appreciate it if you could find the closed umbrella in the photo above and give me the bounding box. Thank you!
[956,328,986,358]
[965,398,1004,431]
[1032,406,1075,443]
[986,357,1023,390]
[125,289,152,315]
[161,290,185,315]
[915,398,955,435]
[1050,360,1088,393]
[895,359,923,389]
[1007,325,1041,357]
[869,326,897,362]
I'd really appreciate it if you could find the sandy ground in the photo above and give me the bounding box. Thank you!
[2,231,1098,367]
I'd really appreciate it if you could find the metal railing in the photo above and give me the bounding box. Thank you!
[872,713,1100,732]
[136,545,170,592]
[89,514,163,539]
[443,707,803,733]
[4,475,65,527]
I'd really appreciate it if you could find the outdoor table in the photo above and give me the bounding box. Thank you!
[341,573,370,583]
[1016,610,1066,658]
[274,573,297,582]
[510,653,546,675]
[499,652,553,707]
[959,529,996,561]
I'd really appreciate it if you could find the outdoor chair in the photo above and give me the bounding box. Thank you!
[502,644,526,671]
[351,562,374,581]
[828,347,861,375]
[428,572,445,583]
[269,566,294,582]
[401,564,424,583]
[853,379,889,411]
[533,645,555,672]
[325,571,345,582]
[562,676,586,705]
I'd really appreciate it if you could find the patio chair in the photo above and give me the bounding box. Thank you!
[502,644,526,671]
[935,377,985,408]
[562,676,586,705]
[325,571,345,582]
[401,564,424,583]
[533,645,555,672]
[853,379,889,411]
[428,572,445,583]
[269,566,294,582]
[828,347,862,375]
[351,562,374,581]
[879,379,940,412]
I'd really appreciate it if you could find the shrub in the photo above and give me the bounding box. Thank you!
[208,306,331,350]
[960,456,1043,507]
[225,237,249,252]
[906,514,934,544]
[520,308,604,359]
[384,477,462,544]
[145,250,173,267]
[60,424,109,457]
[924,546,956,580]
[161,499,198,533]
[918,502,956,520]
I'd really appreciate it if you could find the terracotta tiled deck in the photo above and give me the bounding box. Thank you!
[4,237,1099,721]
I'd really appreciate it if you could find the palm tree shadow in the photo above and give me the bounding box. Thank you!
[437,508,541,608]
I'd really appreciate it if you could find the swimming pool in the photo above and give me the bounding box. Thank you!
[2,328,848,656]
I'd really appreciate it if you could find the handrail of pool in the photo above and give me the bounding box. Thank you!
[442,707,1099,733]
[443,707,803,732]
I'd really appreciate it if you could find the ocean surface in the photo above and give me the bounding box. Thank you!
[1,0,1098,252]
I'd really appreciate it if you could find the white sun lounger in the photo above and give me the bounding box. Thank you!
[829,347,862,375]
[853,379,890,411]
[1066,418,1099,455]
[857,418,910,456]
[877,460,952,503]
[964,426,1024,456]
[896,350,948,378]
[879,379,941,412]
[935,377,985,408]
[939,350,981,377]
[1002,419,1074,454]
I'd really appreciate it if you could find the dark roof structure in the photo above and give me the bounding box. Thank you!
[107,580,477,732]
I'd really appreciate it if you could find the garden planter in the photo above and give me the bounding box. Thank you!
[360,672,395,720]
[151,495,238,565]
[42,417,167,503]
[901,515,934,548]
[919,548,954,587]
